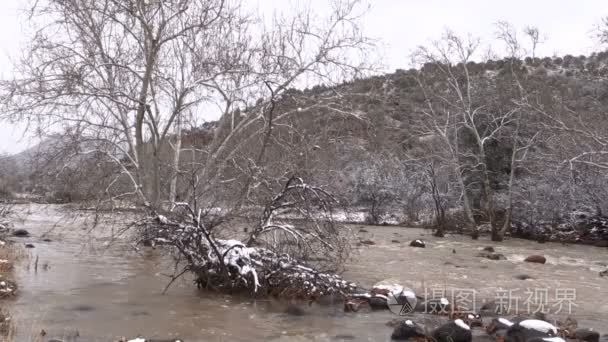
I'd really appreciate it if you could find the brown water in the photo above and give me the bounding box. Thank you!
[7,204,608,341]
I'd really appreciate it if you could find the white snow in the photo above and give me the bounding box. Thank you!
[373,294,388,301]
[127,338,146,342]
[454,319,470,330]
[374,283,404,295]
[519,319,558,334]
[498,317,514,327]
[401,290,416,299]
[541,338,566,342]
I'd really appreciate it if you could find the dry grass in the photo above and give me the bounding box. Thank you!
[0,240,24,342]
[0,308,14,341]
[0,244,24,273]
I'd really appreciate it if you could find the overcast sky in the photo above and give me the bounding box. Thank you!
[0,0,606,154]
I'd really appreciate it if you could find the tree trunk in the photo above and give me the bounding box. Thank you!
[169,119,182,206]
[151,147,162,208]
[135,40,157,207]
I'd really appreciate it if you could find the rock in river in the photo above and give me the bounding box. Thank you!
[524,255,547,264]
[432,319,472,342]
[574,328,600,342]
[390,320,427,341]
[12,229,30,237]
[409,239,425,248]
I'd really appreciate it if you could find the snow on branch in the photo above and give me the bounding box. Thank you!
[137,214,357,299]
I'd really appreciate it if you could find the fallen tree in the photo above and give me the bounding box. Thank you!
[137,177,357,299]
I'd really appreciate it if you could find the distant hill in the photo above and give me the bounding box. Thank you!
[2,52,607,219]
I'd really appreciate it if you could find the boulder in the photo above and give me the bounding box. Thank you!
[432,320,472,342]
[12,229,30,237]
[409,239,425,248]
[369,295,388,310]
[574,328,599,342]
[514,274,534,280]
[24,243,35,248]
[600,269,608,277]
[391,320,427,341]
[524,255,547,264]
[483,246,495,252]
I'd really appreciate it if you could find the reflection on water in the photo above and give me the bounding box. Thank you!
[7,204,608,341]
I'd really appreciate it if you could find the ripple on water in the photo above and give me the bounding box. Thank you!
[7,205,608,339]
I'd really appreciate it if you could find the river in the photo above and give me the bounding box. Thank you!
[6,204,608,341]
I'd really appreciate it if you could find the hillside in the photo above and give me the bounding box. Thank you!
[2,52,608,232]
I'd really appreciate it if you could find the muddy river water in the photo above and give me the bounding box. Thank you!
[6,204,608,341]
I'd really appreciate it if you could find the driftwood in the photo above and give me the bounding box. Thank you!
[137,213,357,299]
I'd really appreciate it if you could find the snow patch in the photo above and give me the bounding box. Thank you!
[127,338,146,342]
[454,319,470,330]
[542,338,566,342]
[498,317,514,327]
[519,319,557,334]
[401,290,416,299]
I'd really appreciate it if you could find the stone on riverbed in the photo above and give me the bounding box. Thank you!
[409,239,425,248]
[371,280,416,306]
[574,328,600,342]
[514,274,534,280]
[390,319,427,341]
[12,229,30,237]
[524,255,547,264]
[432,319,472,342]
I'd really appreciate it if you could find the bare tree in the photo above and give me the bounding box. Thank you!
[413,30,529,240]
[413,32,490,237]
[425,161,447,237]
[0,0,376,296]
[596,16,608,45]
[1,0,374,212]
[523,26,543,59]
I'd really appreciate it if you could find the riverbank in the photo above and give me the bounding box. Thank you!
[55,199,608,249]
[0,205,21,341]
